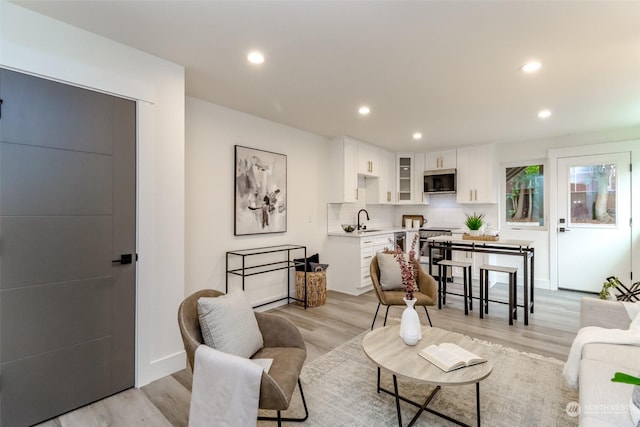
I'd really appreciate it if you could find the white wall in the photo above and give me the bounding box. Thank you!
[185,97,329,306]
[0,1,186,386]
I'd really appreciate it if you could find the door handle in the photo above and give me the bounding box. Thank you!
[112,253,137,264]
[559,227,571,233]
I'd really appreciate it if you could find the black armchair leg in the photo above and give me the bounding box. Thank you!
[257,379,309,424]
[371,302,382,330]
[423,306,433,327]
[383,306,391,326]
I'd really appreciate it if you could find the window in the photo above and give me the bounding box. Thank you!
[569,163,617,226]
[505,163,544,228]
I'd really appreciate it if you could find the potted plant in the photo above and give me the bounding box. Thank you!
[465,212,485,236]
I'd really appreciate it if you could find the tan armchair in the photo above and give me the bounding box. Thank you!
[177,289,308,426]
[370,256,438,329]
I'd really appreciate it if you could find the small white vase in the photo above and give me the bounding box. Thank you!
[469,229,480,237]
[399,297,422,346]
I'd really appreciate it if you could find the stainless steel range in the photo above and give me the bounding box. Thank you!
[418,228,453,266]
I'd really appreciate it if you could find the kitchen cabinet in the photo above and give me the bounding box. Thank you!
[357,142,379,177]
[325,233,394,295]
[425,149,457,170]
[396,153,415,204]
[414,152,429,205]
[456,144,496,204]
[366,148,395,204]
[328,136,358,203]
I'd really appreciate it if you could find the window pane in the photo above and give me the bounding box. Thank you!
[569,163,616,225]
[505,164,544,226]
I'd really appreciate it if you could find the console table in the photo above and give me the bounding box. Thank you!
[226,244,308,309]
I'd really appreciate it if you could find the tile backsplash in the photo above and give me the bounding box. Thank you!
[327,193,498,232]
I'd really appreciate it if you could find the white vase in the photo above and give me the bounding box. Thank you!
[399,297,422,346]
[469,229,480,237]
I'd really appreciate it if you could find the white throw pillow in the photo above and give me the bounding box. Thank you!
[197,290,264,358]
[377,252,408,291]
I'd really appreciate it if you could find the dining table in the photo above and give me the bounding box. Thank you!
[427,235,535,324]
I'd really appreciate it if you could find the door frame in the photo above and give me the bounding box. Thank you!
[549,140,639,290]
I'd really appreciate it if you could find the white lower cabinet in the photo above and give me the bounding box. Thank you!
[326,234,394,295]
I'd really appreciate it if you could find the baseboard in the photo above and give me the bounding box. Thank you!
[136,350,187,387]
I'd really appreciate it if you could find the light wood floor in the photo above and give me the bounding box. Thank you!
[38,285,589,426]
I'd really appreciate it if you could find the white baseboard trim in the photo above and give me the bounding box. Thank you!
[137,350,187,387]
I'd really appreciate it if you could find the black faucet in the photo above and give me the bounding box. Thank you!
[357,209,370,230]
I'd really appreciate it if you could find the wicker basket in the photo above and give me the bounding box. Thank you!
[295,271,327,307]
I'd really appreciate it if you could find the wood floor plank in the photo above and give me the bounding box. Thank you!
[141,375,191,427]
[37,285,588,426]
[54,388,172,427]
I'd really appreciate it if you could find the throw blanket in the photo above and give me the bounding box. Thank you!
[189,345,264,427]
[623,301,640,322]
[563,311,640,389]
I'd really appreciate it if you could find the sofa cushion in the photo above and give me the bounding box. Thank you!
[579,358,636,426]
[582,343,640,373]
[197,290,264,358]
[631,385,640,426]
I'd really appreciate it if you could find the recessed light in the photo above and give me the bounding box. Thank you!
[520,61,541,73]
[358,106,370,115]
[538,109,552,119]
[413,132,422,140]
[247,51,265,64]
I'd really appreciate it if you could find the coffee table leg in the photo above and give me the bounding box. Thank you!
[476,382,481,427]
[393,375,402,427]
[377,367,381,393]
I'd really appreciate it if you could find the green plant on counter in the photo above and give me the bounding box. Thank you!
[464,212,485,231]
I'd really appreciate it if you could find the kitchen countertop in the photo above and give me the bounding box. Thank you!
[327,227,418,237]
[327,226,467,237]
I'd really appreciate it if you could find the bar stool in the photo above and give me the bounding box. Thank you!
[437,259,473,315]
[479,264,519,325]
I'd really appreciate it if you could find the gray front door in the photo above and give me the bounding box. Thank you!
[0,69,136,426]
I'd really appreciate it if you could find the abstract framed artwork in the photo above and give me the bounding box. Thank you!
[234,145,287,235]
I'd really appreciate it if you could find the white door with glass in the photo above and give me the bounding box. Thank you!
[556,152,631,292]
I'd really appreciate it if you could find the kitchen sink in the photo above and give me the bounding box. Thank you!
[357,229,381,233]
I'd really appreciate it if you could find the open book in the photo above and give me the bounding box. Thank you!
[419,343,487,372]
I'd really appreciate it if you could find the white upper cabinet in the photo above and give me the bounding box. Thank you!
[367,148,396,204]
[328,136,358,203]
[425,149,457,170]
[456,143,496,204]
[414,152,429,205]
[396,153,414,204]
[357,142,379,177]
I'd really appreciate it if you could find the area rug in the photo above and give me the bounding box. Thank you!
[259,329,579,426]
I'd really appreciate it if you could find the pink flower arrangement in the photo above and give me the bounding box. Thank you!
[391,234,420,300]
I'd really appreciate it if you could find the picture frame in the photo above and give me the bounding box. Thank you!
[234,145,287,235]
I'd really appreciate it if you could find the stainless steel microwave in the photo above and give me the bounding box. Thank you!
[423,169,456,194]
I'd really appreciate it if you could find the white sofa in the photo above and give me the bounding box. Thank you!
[578,298,640,426]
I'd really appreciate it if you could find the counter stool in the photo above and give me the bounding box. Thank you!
[479,264,519,325]
[437,259,473,315]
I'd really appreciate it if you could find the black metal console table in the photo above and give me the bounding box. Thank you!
[226,244,308,309]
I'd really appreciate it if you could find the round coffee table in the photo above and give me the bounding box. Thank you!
[362,325,493,427]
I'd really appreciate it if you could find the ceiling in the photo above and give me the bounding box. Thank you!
[13,0,640,151]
